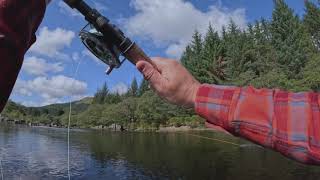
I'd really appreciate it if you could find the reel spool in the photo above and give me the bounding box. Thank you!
[79,24,125,74]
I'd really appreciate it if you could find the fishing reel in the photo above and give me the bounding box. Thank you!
[79,24,125,74]
[64,0,156,75]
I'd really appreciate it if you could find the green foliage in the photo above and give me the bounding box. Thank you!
[300,54,320,91]
[128,77,138,97]
[93,82,109,104]
[181,0,319,91]
[167,116,205,128]
[304,0,320,49]
[138,79,149,96]
[271,0,314,78]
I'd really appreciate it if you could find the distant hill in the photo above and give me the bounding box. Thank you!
[1,97,94,126]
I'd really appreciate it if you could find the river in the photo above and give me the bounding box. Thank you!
[0,123,319,180]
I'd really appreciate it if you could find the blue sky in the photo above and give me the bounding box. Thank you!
[11,0,307,106]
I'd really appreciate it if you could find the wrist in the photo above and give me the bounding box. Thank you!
[186,81,200,108]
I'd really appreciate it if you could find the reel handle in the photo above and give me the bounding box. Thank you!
[124,44,159,72]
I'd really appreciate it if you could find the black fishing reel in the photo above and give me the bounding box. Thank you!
[79,24,125,74]
[64,0,154,75]
[63,0,134,75]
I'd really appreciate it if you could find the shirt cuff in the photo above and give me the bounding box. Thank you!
[195,84,238,132]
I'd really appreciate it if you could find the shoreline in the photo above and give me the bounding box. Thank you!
[0,121,210,133]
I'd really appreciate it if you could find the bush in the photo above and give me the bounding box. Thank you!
[167,116,204,128]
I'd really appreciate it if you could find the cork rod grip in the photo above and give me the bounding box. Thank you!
[124,43,159,71]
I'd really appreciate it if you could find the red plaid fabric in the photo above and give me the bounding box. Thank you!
[196,84,320,165]
[0,0,46,111]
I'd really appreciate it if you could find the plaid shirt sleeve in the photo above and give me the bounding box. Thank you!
[195,84,320,165]
[0,0,46,111]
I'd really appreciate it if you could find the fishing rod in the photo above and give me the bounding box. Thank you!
[63,0,157,74]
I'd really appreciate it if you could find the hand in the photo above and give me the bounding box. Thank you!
[136,57,200,108]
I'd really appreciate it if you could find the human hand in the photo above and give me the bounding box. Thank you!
[136,57,200,108]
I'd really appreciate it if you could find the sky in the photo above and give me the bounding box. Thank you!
[11,0,307,107]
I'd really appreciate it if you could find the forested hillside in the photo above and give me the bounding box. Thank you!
[2,0,320,130]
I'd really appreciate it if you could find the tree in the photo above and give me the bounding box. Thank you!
[234,19,276,86]
[93,82,109,104]
[128,77,138,97]
[119,97,138,124]
[101,104,121,126]
[300,54,320,91]
[105,93,122,104]
[77,104,104,127]
[138,79,149,96]
[135,91,168,126]
[304,0,320,49]
[271,0,314,79]
[201,24,226,84]
[181,30,204,82]
[223,20,248,80]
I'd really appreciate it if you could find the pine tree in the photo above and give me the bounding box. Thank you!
[138,79,149,96]
[201,24,226,83]
[100,83,109,102]
[223,20,248,80]
[128,77,138,97]
[181,30,204,82]
[271,0,314,78]
[93,82,109,104]
[244,19,275,77]
[304,0,320,49]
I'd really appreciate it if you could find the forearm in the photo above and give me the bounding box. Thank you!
[195,84,320,165]
[0,0,46,111]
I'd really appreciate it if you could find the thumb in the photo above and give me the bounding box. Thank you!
[136,61,164,89]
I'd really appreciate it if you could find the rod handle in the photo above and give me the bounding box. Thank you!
[124,43,159,71]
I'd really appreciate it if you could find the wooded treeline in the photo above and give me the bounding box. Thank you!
[182,0,320,91]
[2,0,320,129]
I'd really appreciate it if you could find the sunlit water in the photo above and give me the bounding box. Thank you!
[0,123,320,180]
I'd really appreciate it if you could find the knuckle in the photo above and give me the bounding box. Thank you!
[143,69,154,81]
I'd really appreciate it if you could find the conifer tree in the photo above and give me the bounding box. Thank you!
[138,79,149,96]
[93,82,109,104]
[201,24,226,83]
[128,77,138,97]
[271,0,314,78]
[181,30,204,82]
[304,0,320,49]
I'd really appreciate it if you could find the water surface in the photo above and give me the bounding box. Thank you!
[0,123,319,180]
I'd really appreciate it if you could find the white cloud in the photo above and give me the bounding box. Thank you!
[29,27,75,59]
[21,101,43,107]
[22,56,64,76]
[125,0,247,58]
[111,83,128,95]
[13,80,32,97]
[58,1,82,17]
[13,76,87,106]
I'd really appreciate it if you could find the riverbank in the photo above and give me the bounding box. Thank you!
[91,124,209,132]
[0,120,209,133]
[157,126,209,132]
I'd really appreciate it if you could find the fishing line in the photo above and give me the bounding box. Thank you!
[186,133,241,147]
[67,56,83,180]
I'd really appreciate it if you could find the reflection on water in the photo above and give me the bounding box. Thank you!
[0,123,320,180]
